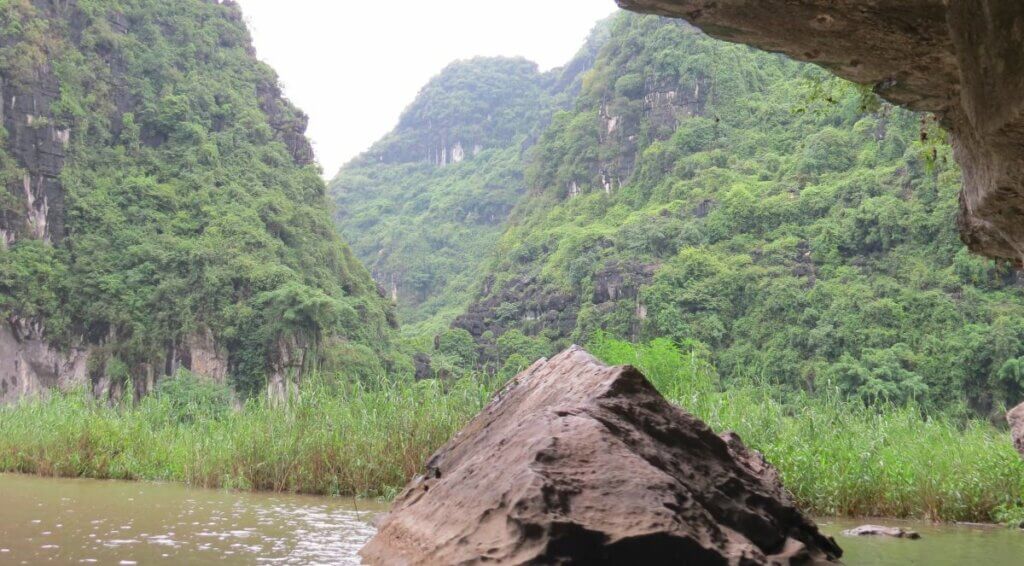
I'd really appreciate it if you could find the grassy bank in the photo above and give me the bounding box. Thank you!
[0,376,491,498]
[2,337,1023,522]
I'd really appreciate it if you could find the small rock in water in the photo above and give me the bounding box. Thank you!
[842,525,921,539]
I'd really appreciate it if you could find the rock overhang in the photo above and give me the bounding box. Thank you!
[617,0,1024,263]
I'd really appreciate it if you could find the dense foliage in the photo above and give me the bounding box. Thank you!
[457,14,1024,417]
[333,136,528,331]
[330,32,611,332]
[359,57,547,165]
[0,0,397,395]
[330,58,547,331]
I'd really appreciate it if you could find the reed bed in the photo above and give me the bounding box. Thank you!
[2,338,1023,522]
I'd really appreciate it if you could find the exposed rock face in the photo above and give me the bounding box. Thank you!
[0,12,70,245]
[615,0,1024,262]
[361,346,842,565]
[593,260,657,304]
[412,352,433,381]
[0,318,235,405]
[166,327,230,384]
[0,318,90,404]
[841,525,921,540]
[266,334,309,403]
[454,275,579,340]
[594,70,709,195]
[1007,401,1024,459]
[256,78,316,166]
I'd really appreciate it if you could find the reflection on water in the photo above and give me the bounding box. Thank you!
[4,473,1024,565]
[0,474,386,565]
[820,517,1024,565]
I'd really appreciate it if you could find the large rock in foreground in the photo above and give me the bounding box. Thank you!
[361,346,841,564]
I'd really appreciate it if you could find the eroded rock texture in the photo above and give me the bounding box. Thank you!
[617,0,1024,262]
[0,318,90,405]
[361,346,841,565]
[1007,401,1024,459]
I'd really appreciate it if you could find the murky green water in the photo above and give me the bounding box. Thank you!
[0,474,385,564]
[3,474,1024,564]
[820,517,1024,565]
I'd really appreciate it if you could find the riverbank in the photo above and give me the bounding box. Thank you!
[1,337,1023,523]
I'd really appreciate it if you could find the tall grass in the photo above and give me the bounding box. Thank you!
[2,338,1023,522]
[588,334,1024,523]
[0,375,492,498]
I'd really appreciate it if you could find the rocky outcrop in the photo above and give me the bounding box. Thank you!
[593,260,657,304]
[165,326,230,384]
[454,275,579,340]
[0,7,71,246]
[616,0,1024,263]
[0,318,237,405]
[361,346,842,564]
[266,334,309,403]
[256,78,316,166]
[1007,401,1024,459]
[412,352,433,381]
[841,525,921,540]
[0,318,90,404]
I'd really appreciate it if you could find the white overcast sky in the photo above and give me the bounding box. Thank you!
[235,1,620,177]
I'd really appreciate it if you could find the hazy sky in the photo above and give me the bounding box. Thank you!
[235,1,620,177]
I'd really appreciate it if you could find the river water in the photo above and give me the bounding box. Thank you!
[2,474,1024,565]
[0,474,385,564]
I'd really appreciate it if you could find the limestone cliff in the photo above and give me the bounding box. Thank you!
[440,12,1024,413]
[0,0,396,402]
[617,0,1024,263]
[330,40,610,327]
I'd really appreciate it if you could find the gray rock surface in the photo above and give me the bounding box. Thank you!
[1007,401,1024,459]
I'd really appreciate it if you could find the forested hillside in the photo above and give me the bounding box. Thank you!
[0,0,397,401]
[330,27,609,331]
[342,13,1024,416]
[463,14,1024,416]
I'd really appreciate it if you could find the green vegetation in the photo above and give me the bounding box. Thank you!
[458,14,1024,419]
[2,1,1022,530]
[3,335,1022,522]
[0,369,491,497]
[0,0,397,396]
[329,57,551,332]
[330,30,610,332]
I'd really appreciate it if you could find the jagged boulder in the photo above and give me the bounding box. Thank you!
[361,346,842,564]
